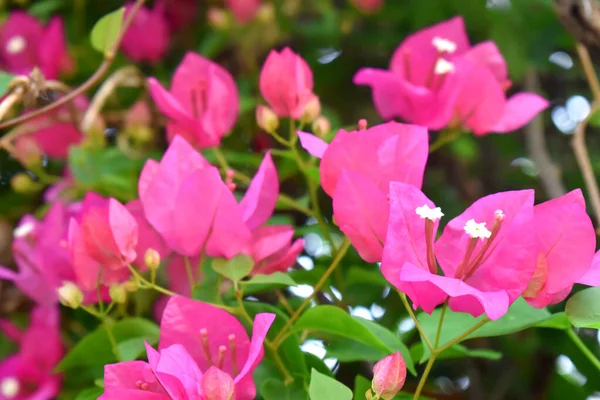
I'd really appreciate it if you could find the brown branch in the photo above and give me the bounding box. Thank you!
[523,68,566,198]
[572,43,600,226]
[0,0,148,146]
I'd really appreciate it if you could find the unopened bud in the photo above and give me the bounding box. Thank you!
[371,352,406,400]
[109,284,127,304]
[127,125,153,144]
[144,248,161,271]
[208,7,230,30]
[256,105,279,132]
[201,366,235,400]
[11,173,40,194]
[58,282,84,309]
[257,3,275,23]
[302,95,321,123]
[312,116,331,138]
[123,278,139,292]
[358,118,368,130]
[14,137,42,169]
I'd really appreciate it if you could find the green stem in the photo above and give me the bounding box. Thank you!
[429,129,462,153]
[184,256,195,294]
[272,238,351,348]
[126,264,175,296]
[567,328,600,372]
[399,292,433,351]
[434,302,448,348]
[412,354,436,400]
[436,317,490,354]
[104,319,121,361]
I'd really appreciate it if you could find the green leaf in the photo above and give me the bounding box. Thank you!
[410,343,502,362]
[90,7,125,55]
[117,336,158,361]
[0,72,14,97]
[56,318,159,371]
[242,272,297,287]
[261,377,308,400]
[304,352,333,378]
[68,146,146,202]
[566,287,600,328]
[309,369,352,400]
[211,254,254,282]
[74,387,104,400]
[244,302,309,378]
[353,375,372,400]
[589,108,600,128]
[418,298,563,361]
[292,306,391,353]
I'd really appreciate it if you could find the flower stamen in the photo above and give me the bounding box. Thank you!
[200,328,214,365]
[228,334,238,376]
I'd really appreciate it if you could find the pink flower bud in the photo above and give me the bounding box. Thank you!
[225,0,261,24]
[312,116,331,137]
[201,366,235,400]
[14,136,42,169]
[371,352,406,400]
[302,94,321,123]
[259,47,315,119]
[144,248,161,271]
[358,118,368,130]
[256,105,279,132]
[121,2,170,64]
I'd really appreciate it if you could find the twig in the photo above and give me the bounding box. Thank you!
[0,0,148,144]
[572,43,600,226]
[79,66,143,133]
[523,68,565,198]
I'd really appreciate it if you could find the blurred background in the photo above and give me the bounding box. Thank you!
[0,0,599,399]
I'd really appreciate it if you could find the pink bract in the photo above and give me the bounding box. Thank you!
[226,0,261,24]
[101,296,276,400]
[298,121,428,262]
[524,190,596,308]
[381,182,537,320]
[148,52,239,149]
[0,11,72,79]
[259,47,316,119]
[354,16,548,135]
[122,2,171,64]
[0,305,63,400]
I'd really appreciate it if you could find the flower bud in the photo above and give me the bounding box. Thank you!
[208,7,230,30]
[201,366,235,400]
[11,173,40,194]
[123,278,139,293]
[302,95,321,123]
[109,284,127,304]
[312,116,331,138]
[144,248,161,271]
[14,137,42,169]
[57,282,84,309]
[256,3,275,23]
[256,105,279,132]
[371,352,406,400]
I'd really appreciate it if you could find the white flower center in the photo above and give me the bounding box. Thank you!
[13,221,35,238]
[0,377,19,398]
[6,36,26,55]
[434,59,454,75]
[415,204,444,221]
[464,219,491,240]
[432,37,457,53]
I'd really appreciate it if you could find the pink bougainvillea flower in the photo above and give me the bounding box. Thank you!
[0,11,72,79]
[298,121,428,262]
[350,0,384,13]
[523,190,596,308]
[0,201,108,305]
[381,182,537,320]
[148,52,239,149]
[101,296,276,400]
[125,200,170,269]
[578,251,600,287]
[121,2,170,64]
[0,305,63,400]
[247,225,304,275]
[139,135,250,258]
[371,352,406,400]
[68,194,138,291]
[225,0,261,24]
[354,16,548,135]
[259,47,316,119]
[239,151,279,231]
[159,0,198,30]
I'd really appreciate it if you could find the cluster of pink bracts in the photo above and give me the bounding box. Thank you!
[0,11,594,400]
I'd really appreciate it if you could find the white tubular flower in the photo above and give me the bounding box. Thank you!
[432,36,457,53]
[6,36,26,55]
[13,221,35,238]
[0,377,19,398]
[415,204,444,221]
[464,219,491,240]
[434,58,454,75]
